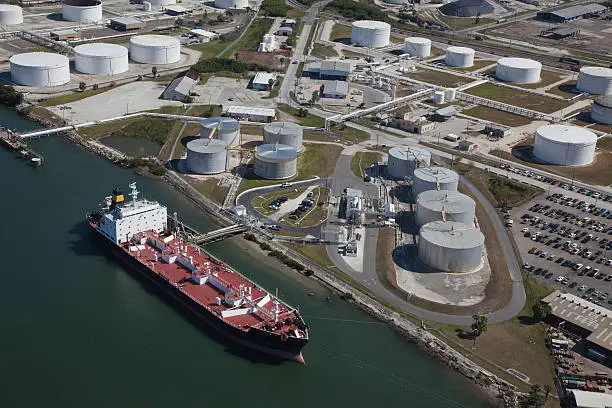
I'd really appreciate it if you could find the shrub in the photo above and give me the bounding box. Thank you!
[0,85,23,107]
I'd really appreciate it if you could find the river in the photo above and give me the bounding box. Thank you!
[0,105,493,407]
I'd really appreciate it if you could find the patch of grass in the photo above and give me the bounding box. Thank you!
[512,70,564,90]
[78,119,139,140]
[350,151,382,177]
[545,80,578,98]
[188,104,223,118]
[188,177,229,205]
[598,136,612,153]
[234,17,275,52]
[277,104,326,127]
[188,39,230,60]
[451,60,495,72]
[326,0,387,21]
[330,23,352,42]
[463,166,542,207]
[311,43,338,59]
[464,83,571,114]
[405,67,471,88]
[461,106,534,127]
[260,0,290,17]
[38,88,109,107]
[158,119,184,160]
[287,243,336,269]
[114,118,176,146]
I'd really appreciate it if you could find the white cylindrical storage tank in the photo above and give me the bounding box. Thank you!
[74,43,129,75]
[61,0,102,22]
[387,146,431,179]
[403,37,431,58]
[0,5,23,25]
[143,1,152,11]
[350,20,391,48]
[418,221,484,272]
[254,143,297,180]
[433,91,445,104]
[445,46,474,68]
[214,0,249,8]
[200,117,240,147]
[129,35,181,65]
[412,166,459,196]
[415,190,476,227]
[445,88,457,102]
[263,122,303,151]
[532,124,597,166]
[10,52,70,87]
[148,0,176,4]
[495,57,541,84]
[576,66,612,95]
[186,139,228,174]
[591,95,612,125]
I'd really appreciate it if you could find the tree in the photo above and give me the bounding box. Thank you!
[280,57,285,67]
[151,67,157,78]
[79,81,86,92]
[526,385,545,407]
[312,90,319,102]
[471,314,488,347]
[543,384,552,403]
[532,301,551,323]
[268,78,275,90]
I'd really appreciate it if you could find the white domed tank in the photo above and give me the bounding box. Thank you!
[10,52,70,87]
[433,91,445,104]
[148,0,176,5]
[418,221,484,272]
[403,37,431,58]
[415,190,476,227]
[214,0,248,8]
[445,46,474,68]
[200,117,240,147]
[412,167,459,196]
[533,124,597,166]
[495,57,541,84]
[186,139,228,174]
[0,4,23,25]
[387,146,431,179]
[577,66,612,95]
[74,43,129,75]
[129,35,181,65]
[254,143,297,180]
[350,20,391,48]
[592,95,612,125]
[263,122,303,151]
[62,0,102,22]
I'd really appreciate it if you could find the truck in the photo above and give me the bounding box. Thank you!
[505,219,514,227]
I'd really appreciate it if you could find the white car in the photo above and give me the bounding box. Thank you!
[521,228,529,233]
[578,285,587,291]
[556,276,565,282]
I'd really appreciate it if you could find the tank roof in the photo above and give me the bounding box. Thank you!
[0,4,22,10]
[130,34,180,47]
[405,37,431,44]
[389,145,431,161]
[352,20,391,29]
[413,166,459,183]
[497,57,542,69]
[446,46,475,54]
[536,124,597,144]
[74,43,128,58]
[62,0,100,5]
[420,220,484,249]
[10,52,68,68]
[595,95,612,108]
[186,138,227,153]
[580,66,612,78]
[201,117,239,132]
[440,0,493,17]
[417,190,475,212]
[264,121,302,135]
[256,143,297,161]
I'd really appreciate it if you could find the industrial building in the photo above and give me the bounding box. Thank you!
[263,122,303,151]
[252,72,277,91]
[321,80,349,99]
[577,66,612,95]
[403,37,431,58]
[254,143,297,180]
[258,34,277,53]
[62,0,102,23]
[346,188,364,225]
[495,58,542,84]
[10,52,70,87]
[445,47,475,68]
[164,5,187,16]
[417,221,484,272]
[392,114,436,134]
[386,145,431,179]
[214,0,249,9]
[350,20,391,48]
[200,117,240,146]
[302,60,351,81]
[277,27,293,36]
[224,106,275,123]
[110,17,146,31]
[74,43,129,76]
[591,95,612,125]
[439,0,494,17]
[185,139,228,174]
[0,4,23,25]
[532,124,597,166]
[415,190,476,227]
[162,74,197,101]
[189,29,219,43]
[50,29,81,41]
[129,35,181,65]
[412,167,459,196]
[569,390,612,408]
[536,3,607,23]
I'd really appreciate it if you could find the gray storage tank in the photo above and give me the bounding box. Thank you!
[200,117,240,147]
[387,146,431,179]
[415,190,476,227]
[186,139,228,174]
[263,122,303,151]
[412,167,459,196]
[418,221,484,272]
[254,143,297,180]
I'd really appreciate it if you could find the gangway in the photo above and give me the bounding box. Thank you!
[191,224,248,245]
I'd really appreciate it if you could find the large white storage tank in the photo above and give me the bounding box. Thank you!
[591,95,612,125]
[577,66,612,95]
[387,146,431,179]
[62,0,102,22]
[412,167,459,196]
[532,124,597,166]
[445,46,474,68]
[148,0,176,5]
[403,37,431,58]
[263,122,303,151]
[0,4,23,25]
[10,52,70,87]
[415,190,476,227]
[200,117,240,147]
[186,139,228,174]
[254,143,297,180]
[418,221,484,272]
[74,43,129,75]
[495,57,541,84]
[350,20,391,48]
[215,0,248,8]
[129,35,181,65]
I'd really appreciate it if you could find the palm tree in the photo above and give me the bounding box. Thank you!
[543,384,552,403]
[78,81,86,92]
[471,314,488,347]
[151,66,157,78]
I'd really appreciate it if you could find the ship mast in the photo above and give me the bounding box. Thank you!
[129,182,139,207]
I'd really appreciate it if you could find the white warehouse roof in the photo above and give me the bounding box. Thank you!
[323,80,348,96]
[253,72,277,86]
[570,389,612,408]
[190,29,218,38]
[224,106,276,117]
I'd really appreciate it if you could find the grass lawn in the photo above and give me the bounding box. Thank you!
[39,87,111,107]
[547,80,578,98]
[187,177,229,205]
[279,186,330,228]
[350,151,382,177]
[598,136,612,153]
[461,105,534,127]
[233,17,274,52]
[287,242,336,269]
[464,83,571,114]
[512,70,564,90]
[405,67,471,88]
[187,39,230,59]
[78,119,139,140]
[311,43,338,59]
[188,104,223,118]
[330,23,351,42]
[451,60,495,72]
[252,187,306,216]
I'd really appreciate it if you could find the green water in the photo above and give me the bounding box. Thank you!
[0,105,493,407]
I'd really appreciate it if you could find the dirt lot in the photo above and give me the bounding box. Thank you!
[235,51,287,71]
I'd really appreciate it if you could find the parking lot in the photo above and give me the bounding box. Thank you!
[512,193,612,308]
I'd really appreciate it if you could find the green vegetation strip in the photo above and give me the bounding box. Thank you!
[39,87,110,107]
[187,39,231,60]
[232,17,274,53]
[461,106,533,127]
[311,43,338,59]
[350,151,382,178]
[464,83,570,114]
[326,0,386,22]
